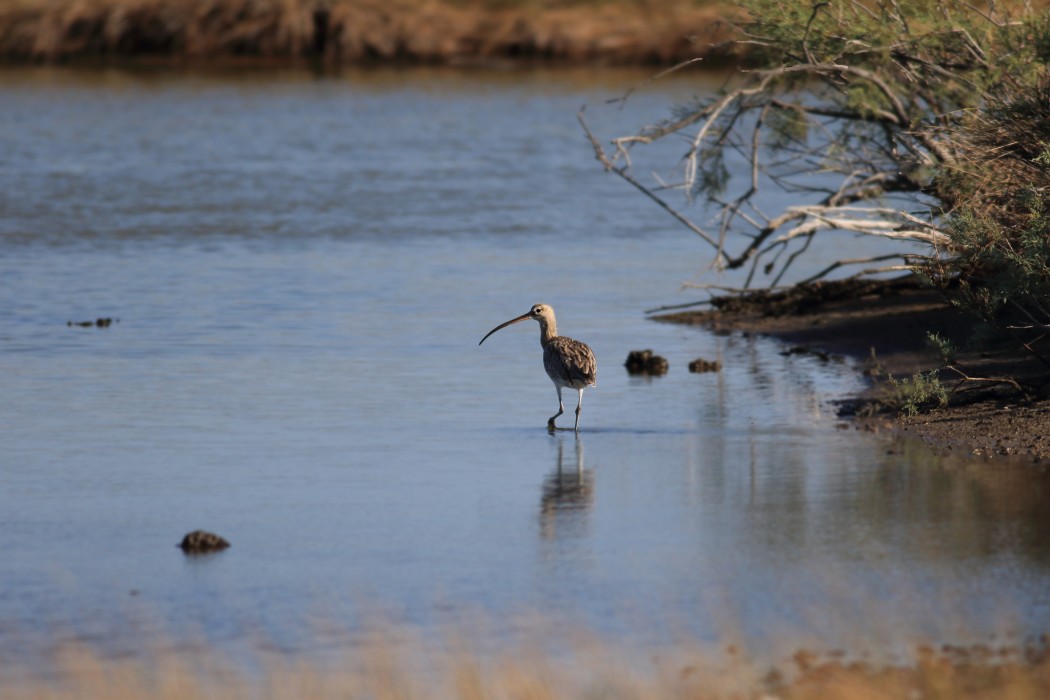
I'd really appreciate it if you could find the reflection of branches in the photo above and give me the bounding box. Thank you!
[578,2,1032,289]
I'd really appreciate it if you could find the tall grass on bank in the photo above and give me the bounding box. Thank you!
[0,0,729,64]
[4,633,1050,700]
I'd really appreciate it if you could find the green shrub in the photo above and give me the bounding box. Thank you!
[888,371,950,417]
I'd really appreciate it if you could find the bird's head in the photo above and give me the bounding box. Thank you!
[528,303,552,321]
[479,303,554,345]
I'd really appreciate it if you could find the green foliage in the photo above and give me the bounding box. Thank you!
[888,371,949,417]
[1033,12,1050,64]
[926,331,957,365]
[737,0,1050,363]
[864,350,949,417]
[697,146,730,197]
[738,0,1029,108]
[598,0,1050,324]
[941,183,1050,335]
[1034,142,1050,169]
[765,105,809,152]
[688,0,1050,278]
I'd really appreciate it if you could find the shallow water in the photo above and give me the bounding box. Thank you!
[2,66,1049,665]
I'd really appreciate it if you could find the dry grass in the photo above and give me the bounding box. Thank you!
[0,0,733,64]
[3,629,1049,700]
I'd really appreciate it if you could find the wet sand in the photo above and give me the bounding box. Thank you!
[658,277,1050,463]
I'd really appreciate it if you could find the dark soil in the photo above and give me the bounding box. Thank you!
[658,276,1050,463]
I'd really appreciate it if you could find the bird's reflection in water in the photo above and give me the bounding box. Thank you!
[539,436,595,540]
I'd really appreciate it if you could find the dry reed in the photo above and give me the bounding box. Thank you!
[0,0,732,65]
[3,629,1049,700]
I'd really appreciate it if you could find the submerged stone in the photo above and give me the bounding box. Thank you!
[688,357,721,373]
[178,530,230,554]
[67,317,117,328]
[624,349,669,376]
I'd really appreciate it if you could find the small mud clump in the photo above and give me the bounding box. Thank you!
[625,349,669,376]
[68,317,117,328]
[178,530,230,554]
[780,345,831,361]
[688,358,721,373]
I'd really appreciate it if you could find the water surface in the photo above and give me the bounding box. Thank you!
[2,66,1049,666]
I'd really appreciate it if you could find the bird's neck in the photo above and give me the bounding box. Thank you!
[538,318,558,347]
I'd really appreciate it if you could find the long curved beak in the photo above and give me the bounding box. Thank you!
[479,312,532,346]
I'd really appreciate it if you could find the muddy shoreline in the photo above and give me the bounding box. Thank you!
[658,277,1050,463]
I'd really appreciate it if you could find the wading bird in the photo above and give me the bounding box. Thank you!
[479,303,597,432]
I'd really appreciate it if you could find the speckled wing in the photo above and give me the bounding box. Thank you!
[543,336,597,389]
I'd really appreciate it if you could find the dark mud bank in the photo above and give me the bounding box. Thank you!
[658,277,1050,463]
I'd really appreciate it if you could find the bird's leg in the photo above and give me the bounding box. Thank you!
[573,388,584,431]
[548,386,565,430]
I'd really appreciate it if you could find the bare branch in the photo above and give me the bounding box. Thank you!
[578,1,1039,296]
[643,299,715,314]
[775,205,950,245]
[797,254,919,285]
[802,2,831,65]
[578,108,723,256]
[605,58,706,109]
[945,365,1029,399]
[681,281,792,293]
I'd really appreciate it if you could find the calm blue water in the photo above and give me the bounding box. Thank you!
[1,66,1049,666]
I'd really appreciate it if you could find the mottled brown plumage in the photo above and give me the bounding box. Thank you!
[479,303,597,431]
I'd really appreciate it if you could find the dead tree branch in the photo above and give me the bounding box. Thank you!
[576,1,1040,289]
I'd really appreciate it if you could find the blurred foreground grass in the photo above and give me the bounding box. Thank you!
[5,630,1049,699]
[0,0,731,65]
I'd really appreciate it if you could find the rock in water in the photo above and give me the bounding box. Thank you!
[688,358,721,373]
[624,349,669,376]
[178,530,230,554]
[67,317,117,328]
